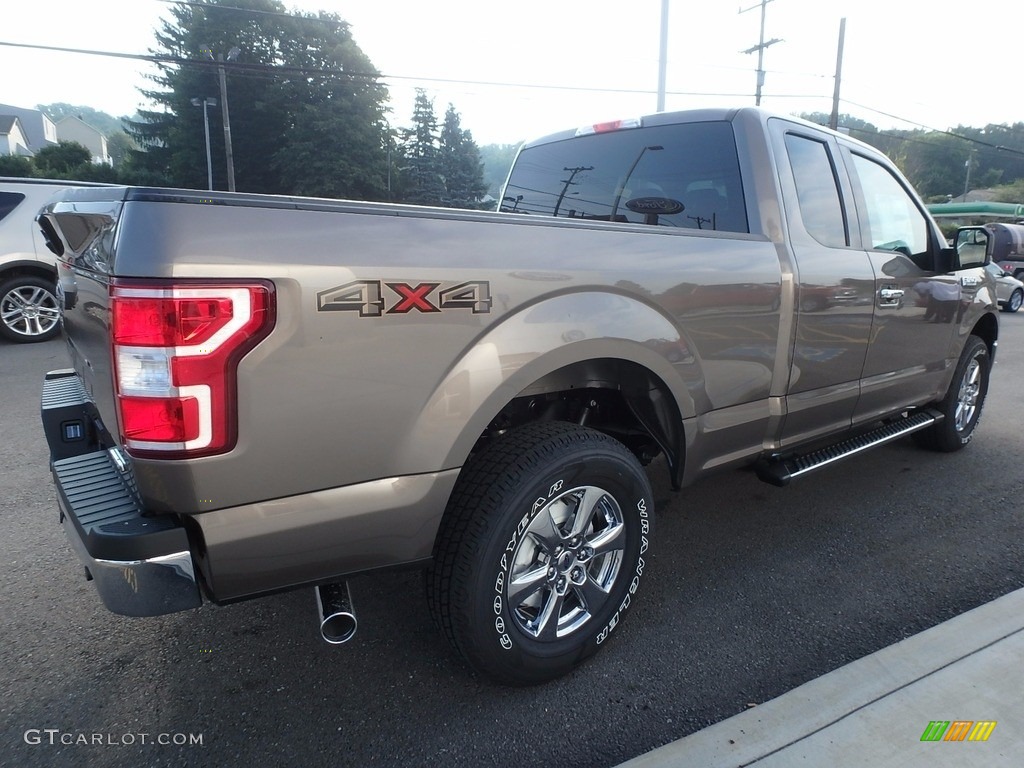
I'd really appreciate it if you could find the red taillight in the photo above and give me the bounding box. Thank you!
[111,281,275,458]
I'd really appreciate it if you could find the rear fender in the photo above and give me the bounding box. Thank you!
[394,291,696,472]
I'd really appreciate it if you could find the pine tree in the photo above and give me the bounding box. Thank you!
[127,0,391,198]
[439,104,486,209]
[400,90,446,206]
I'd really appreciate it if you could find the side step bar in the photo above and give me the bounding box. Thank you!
[755,410,942,487]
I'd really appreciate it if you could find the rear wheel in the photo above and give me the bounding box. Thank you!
[1005,288,1022,313]
[914,335,990,452]
[427,421,653,685]
[0,275,61,343]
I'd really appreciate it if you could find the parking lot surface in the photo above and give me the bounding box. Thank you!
[2,318,1022,768]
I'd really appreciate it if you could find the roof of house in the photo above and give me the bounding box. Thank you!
[0,103,55,149]
[56,114,104,138]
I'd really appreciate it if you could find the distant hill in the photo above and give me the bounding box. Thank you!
[38,103,133,137]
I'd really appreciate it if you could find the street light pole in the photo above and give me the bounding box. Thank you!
[203,45,240,192]
[190,96,216,191]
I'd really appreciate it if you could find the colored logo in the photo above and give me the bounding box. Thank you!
[920,720,997,742]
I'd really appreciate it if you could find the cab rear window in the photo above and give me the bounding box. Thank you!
[502,121,748,233]
[0,192,26,224]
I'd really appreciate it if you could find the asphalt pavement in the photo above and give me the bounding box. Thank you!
[2,317,1023,768]
[620,587,1024,767]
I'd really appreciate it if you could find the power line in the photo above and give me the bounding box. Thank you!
[2,37,1021,159]
[841,99,1024,158]
[0,39,765,99]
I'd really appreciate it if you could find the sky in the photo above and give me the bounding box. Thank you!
[1,0,1021,146]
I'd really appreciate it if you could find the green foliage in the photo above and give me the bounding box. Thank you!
[479,143,519,199]
[127,0,392,199]
[799,112,1024,200]
[105,131,137,169]
[397,93,485,208]
[0,154,36,178]
[438,104,486,208]
[32,141,93,177]
[399,89,446,206]
[992,179,1024,203]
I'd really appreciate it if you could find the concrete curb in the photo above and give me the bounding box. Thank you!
[619,588,1024,767]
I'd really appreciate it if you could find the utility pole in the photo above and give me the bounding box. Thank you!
[657,0,669,112]
[553,166,593,218]
[740,0,783,107]
[829,18,846,131]
[203,45,240,192]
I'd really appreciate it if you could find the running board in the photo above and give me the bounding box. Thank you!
[755,410,943,487]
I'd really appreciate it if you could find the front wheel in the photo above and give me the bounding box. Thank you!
[0,275,61,343]
[1005,288,1023,313]
[427,422,653,685]
[914,335,990,452]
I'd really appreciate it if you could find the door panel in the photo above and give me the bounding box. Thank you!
[769,121,875,446]
[844,149,958,422]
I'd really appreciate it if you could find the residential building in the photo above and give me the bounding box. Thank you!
[55,115,111,165]
[0,115,32,156]
[0,103,57,154]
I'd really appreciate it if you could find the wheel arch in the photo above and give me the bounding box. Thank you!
[970,310,998,359]
[0,260,57,283]
[394,292,697,489]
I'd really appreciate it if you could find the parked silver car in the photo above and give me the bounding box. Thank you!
[0,177,109,342]
[986,261,1024,313]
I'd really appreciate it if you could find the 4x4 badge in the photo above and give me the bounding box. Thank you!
[317,280,492,317]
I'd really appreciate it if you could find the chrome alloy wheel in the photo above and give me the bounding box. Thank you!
[506,485,625,641]
[954,357,982,433]
[1,283,60,339]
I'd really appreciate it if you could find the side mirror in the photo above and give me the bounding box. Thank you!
[953,227,990,269]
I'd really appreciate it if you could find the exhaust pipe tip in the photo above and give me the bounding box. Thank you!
[315,581,357,645]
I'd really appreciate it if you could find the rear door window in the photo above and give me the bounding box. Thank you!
[784,134,848,248]
[502,121,748,233]
[0,192,26,224]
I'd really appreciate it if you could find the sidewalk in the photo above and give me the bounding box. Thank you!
[619,588,1024,767]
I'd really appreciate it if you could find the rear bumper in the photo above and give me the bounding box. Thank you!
[41,370,202,617]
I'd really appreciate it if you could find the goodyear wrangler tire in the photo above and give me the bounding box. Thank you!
[427,421,653,686]
[914,335,990,452]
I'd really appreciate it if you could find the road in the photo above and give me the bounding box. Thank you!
[2,318,1022,768]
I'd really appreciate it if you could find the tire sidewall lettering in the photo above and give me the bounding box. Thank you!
[596,498,648,645]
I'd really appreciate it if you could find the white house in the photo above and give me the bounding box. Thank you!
[55,115,111,165]
[0,115,33,156]
[0,104,57,153]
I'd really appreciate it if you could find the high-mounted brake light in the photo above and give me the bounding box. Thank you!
[111,281,275,458]
[575,118,643,137]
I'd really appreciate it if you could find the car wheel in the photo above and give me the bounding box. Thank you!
[0,275,61,343]
[427,421,653,685]
[914,335,990,452]
[1005,288,1023,313]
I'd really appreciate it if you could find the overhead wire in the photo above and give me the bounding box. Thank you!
[1,37,1022,160]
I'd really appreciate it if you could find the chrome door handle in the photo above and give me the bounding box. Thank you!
[879,288,904,303]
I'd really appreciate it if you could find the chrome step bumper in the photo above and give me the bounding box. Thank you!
[42,370,202,617]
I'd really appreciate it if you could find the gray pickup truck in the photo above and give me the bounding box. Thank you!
[38,108,999,685]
